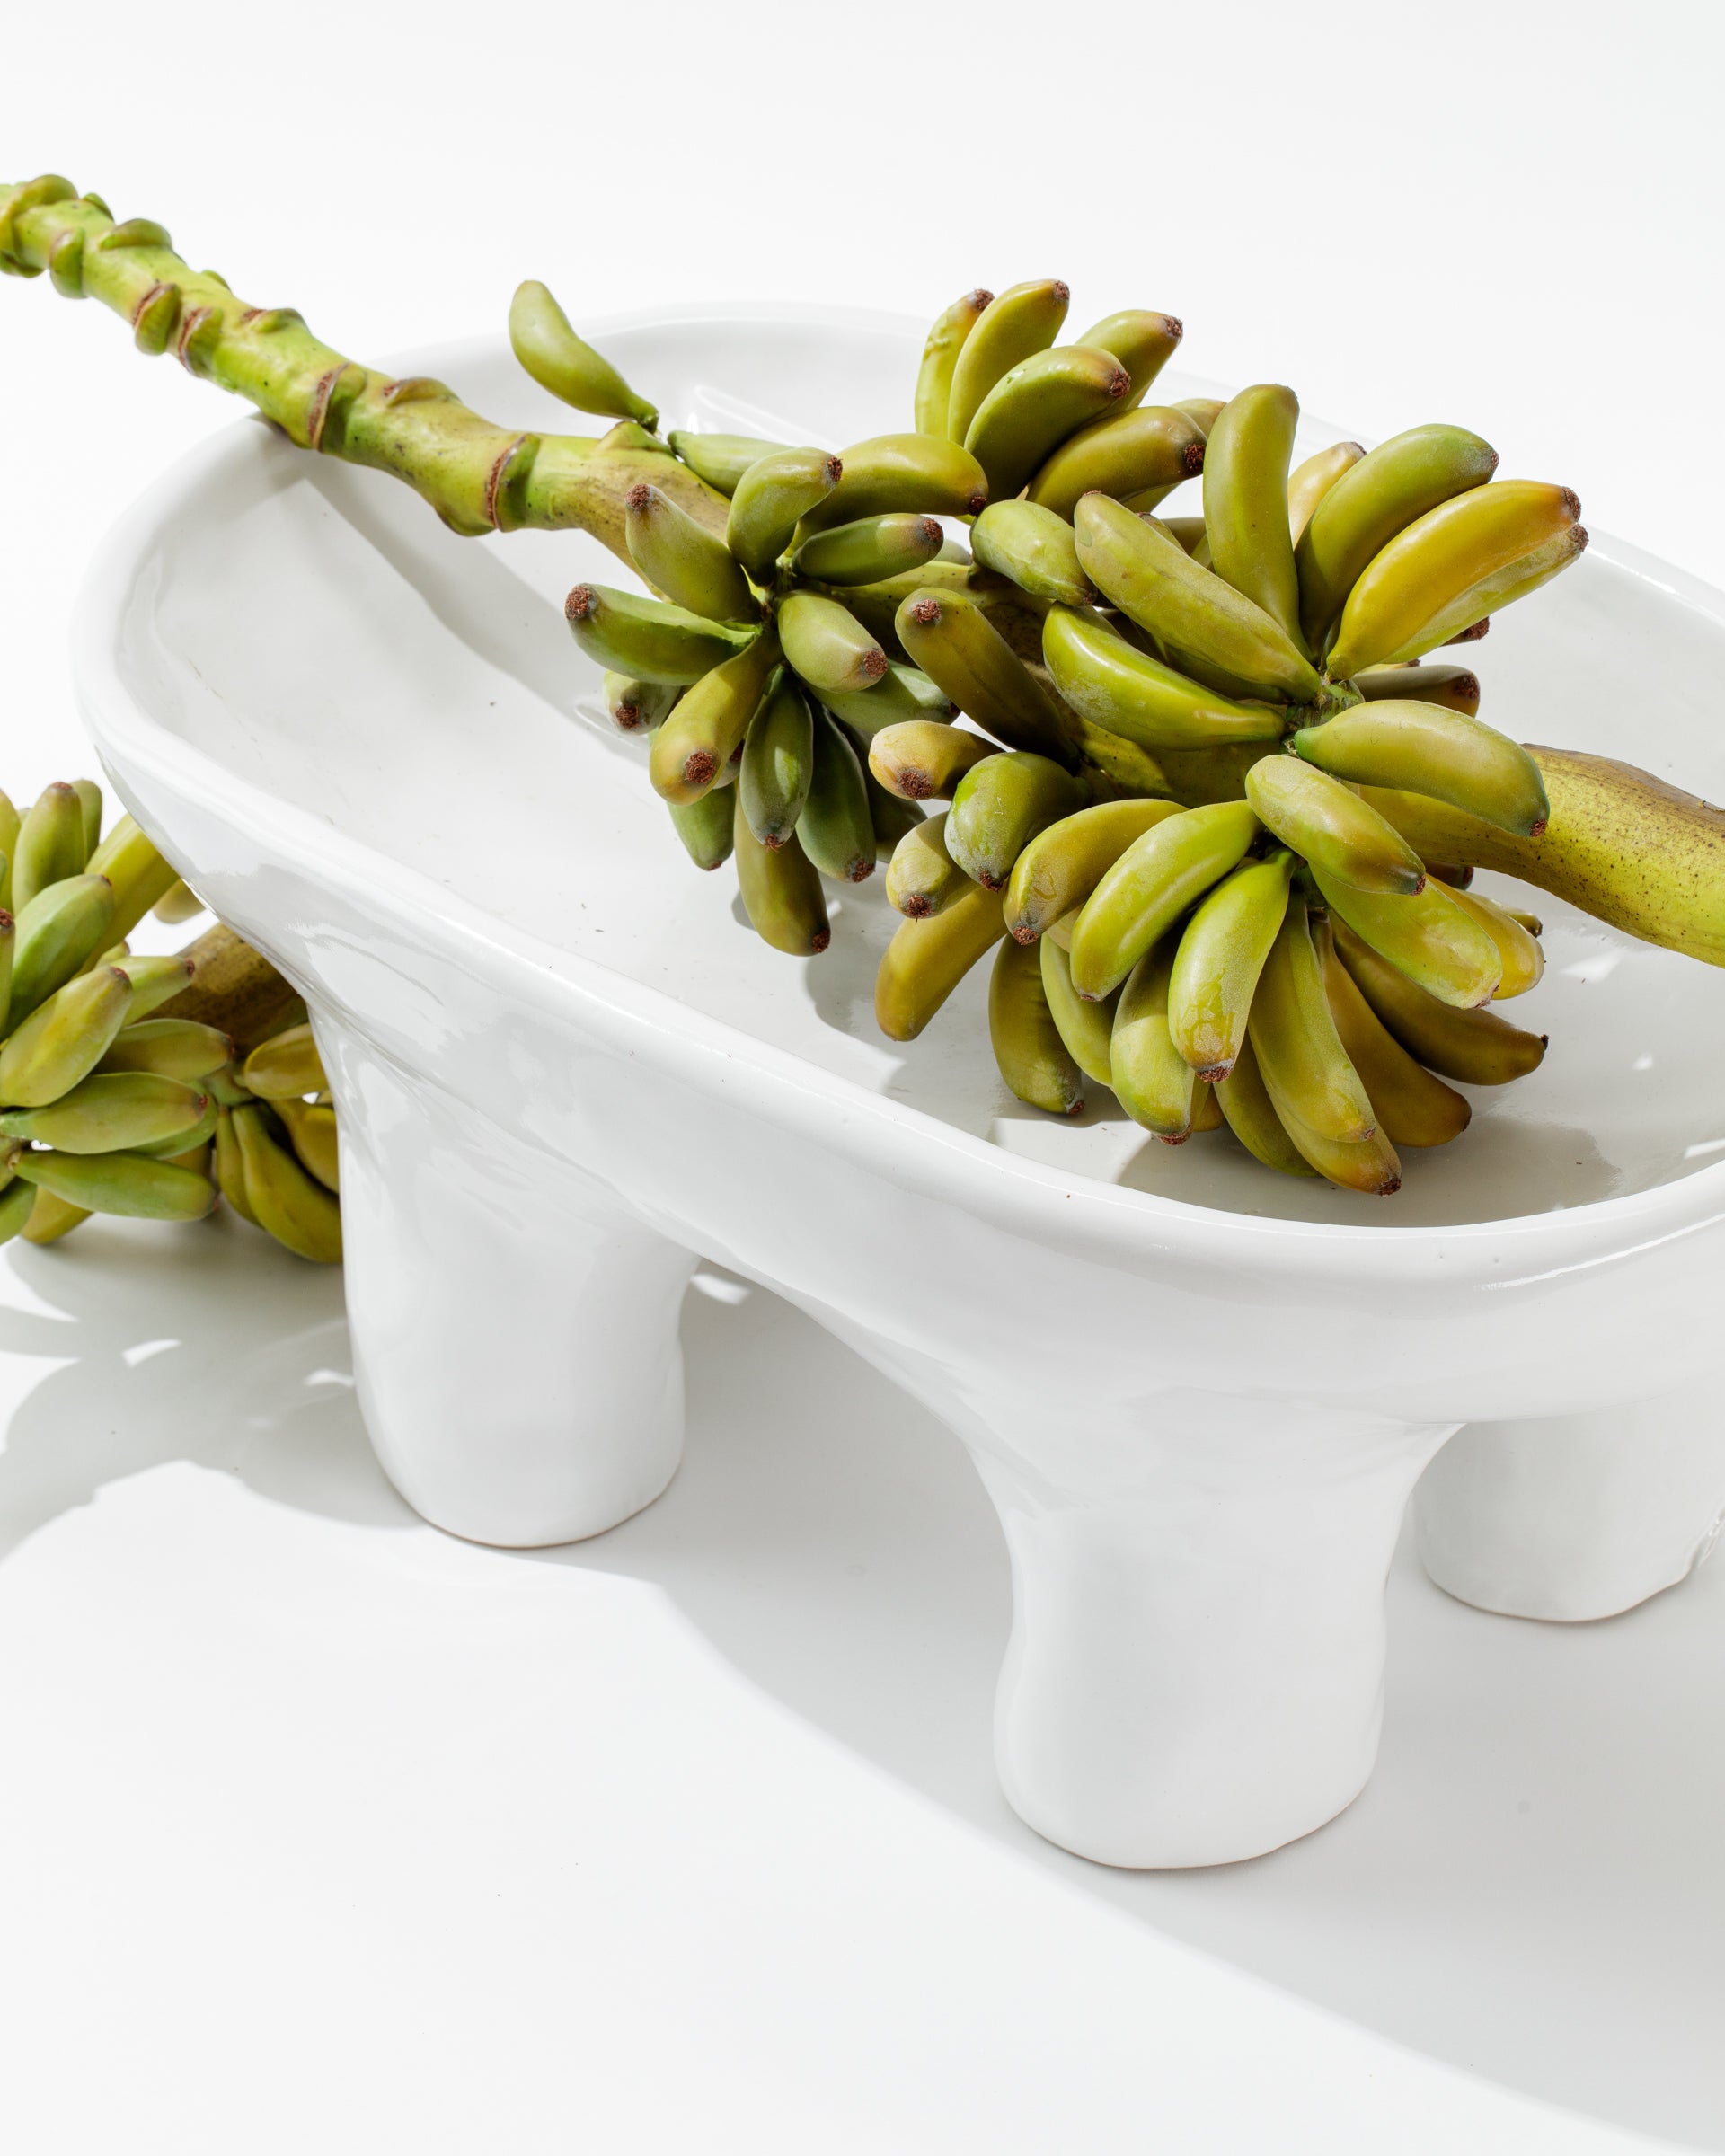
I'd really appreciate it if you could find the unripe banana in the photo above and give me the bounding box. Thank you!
[10,1144,214,1223]
[778,591,889,698]
[668,431,790,496]
[668,787,736,870]
[8,873,115,1025]
[213,1104,258,1224]
[861,751,924,858]
[275,1096,341,1193]
[886,811,970,918]
[1444,882,1544,996]
[1290,699,1548,838]
[1004,798,1181,945]
[509,281,658,429]
[894,588,1081,766]
[85,815,180,941]
[232,1103,342,1261]
[1039,935,1117,1088]
[649,632,781,802]
[0,789,17,912]
[1287,441,1365,545]
[1173,398,1226,437]
[946,279,1070,444]
[1074,496,1324,704]
[1272,1100,1403,1196]
[1167,851,1293,1078]
[1111,938,1195,1139]
[739,673,815,846]
[820,661,957,736]
[152,879,205,925]
[0,1174,37,1246]
[793,514,943,587]
[1296,424,1499,648]
[0,964,133,1105]
[1074,310,1183,409]
[1311,866,1502,1007]
[796,435,990,536]
[1326,481,1586,676]
[1159,517,1208,556]
[606,674,682,732]
[1069,799,1260,1000]
[916,287,994,438]
[1317,919,1470,1146]
[1214,1036,1316,1177]
[624,482,757,624]
[989,936,1083,1116]
[72,777,102,852]
[565,583,751,684]
[868,720,997,802]
[946,752,1087,891]
[734,794,830,956]
[0,1070,208,1153]
[875,879,1008,1040]
[114,952,196,1021]
[12,782,87,916]
[822,557,978,647]
[970,501,1097,609]
[1332,919,1545,1083]
[242,1021,327,1100]
[797,707,876,882]
[727,446,845,579]
[1026,405,1207,521]
[1040,605,1287,751]
[96,1015,233,1082]
[1203,385,1305,650]
[1244,756,1427,895]
[964,345,1133,501]
[1074,721,1172,798]
[1355,662,1480,717]
[1246,894,1377,1144]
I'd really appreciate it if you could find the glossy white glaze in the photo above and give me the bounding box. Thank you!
[73,309,1725,1865]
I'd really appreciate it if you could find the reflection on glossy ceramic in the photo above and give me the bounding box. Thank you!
[73,308,1725,1866]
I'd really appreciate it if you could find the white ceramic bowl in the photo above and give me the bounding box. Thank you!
[73,308,1725,1868]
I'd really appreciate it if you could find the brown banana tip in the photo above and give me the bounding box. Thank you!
[861,649,889,683]
[976,871,1005,891]
[1376,1177,1402,1196]
[1164,316,1183,340]
[1411,873,1428,894]
[902,896,933,918]
[1573,526,1589,552]
[1197,1062,1232,1083]
[919,517,942,544]
[1156,1131,1191,1146]
[565,585,596,622]
[811,929,832,954]
[966,490,988,514]
[1183,442,1206,474]
[824,455,844,484]
[1457,671,1480,699]
[728,740,746,764]
[1053,282,1070,302]
[1010,924,1037,946]
[909,597,942,626]
[972,289,995,310]
[1530,816,1549,838]
[761,833,787,850]
[846,859,874,883]
[1106,367,1131,400]
[899,772,934,800]
[682,750,717,787]
[1539,1035,1549,1047]
[1561,488,1581,520]
[625,482,653,511]
[0,910,11,932]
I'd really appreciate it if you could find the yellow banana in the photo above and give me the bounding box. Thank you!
[886,811,970,919]
[868,720,997,802]
[1312,866,1502,1007]
[1332,919,1545,1083]
[1290,699,1548,837]
[1354,662,1480,716]
[8,873,116,1024]
[242,1021,328,1100]
[777,591,888,698]
[1272,1100,1403,1195]
[1039,934,1117,1088]
[795,434,989,536]
[1287,441,1364,545]
[915,287,993,438]
[964,345,1132,500]
[1244,755,1427,895]
[1215,1037,1317,1177]
[1166,851,1293,1078]
[970,500,1097,609]
[0,964,134,1106]
[895,588,1080,765]
[1004,798,1181,944]
[1203,384,1304,649]
[1444,882,1544,996]
[0,1072,208,1153]
[728,446,844,579]
[733,796,830,956]
[86,815,183,941]
[96,1016,233,1082]
[946,753,1087,890]
[1040,605,1287,752]
[1174,398,1226,436]
[1110,938,1195,1139]
[214,1104,259,1224]
[152,879,206,925]
[233,1103,342,1261]
[989,936,1083,1116]
[1246,893,1376,1143]
[275,1096,341,1192]
[1074,309,1183,408]
[875,879,1008,1040]
[1026,405,1207,520]
[12,782,88,915]
[946,279,1070,444]
[649,632,781,802]
[1317,920,1470,1145]
[1069,798,1260,1000]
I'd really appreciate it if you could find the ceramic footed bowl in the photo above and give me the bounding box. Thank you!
[75,308,1725,1869]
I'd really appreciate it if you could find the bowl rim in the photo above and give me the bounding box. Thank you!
[70,304,1725,1289]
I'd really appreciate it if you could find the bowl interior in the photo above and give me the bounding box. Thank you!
[107,313,1725,1228]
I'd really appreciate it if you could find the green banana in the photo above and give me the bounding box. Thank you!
[213,1104,258,1224]
[989,935,1083,1116]
[733,796,830,954]
[1004,798,1181,944]
[649,632,781,802]
[1039,935,1116,1088]
[1291,699,1548,836]
[915,287,994,437]
[9,1144,214,1223]
[860,748,924,858]
[875,879,1007,1039]
[0,1174,37,1245]
[1244,755,1427,895]
[1166,851,1293,1078]
[1287,441,1365,545]
[1074,310,1183,408]
[242,1021,327,1099]
[1074,496,1324,704]
[275,1096,340,1192]
[0,964,133,1105]
[1272,1100,1403,1195]
[946,753,1087,890]
[624,482,757,623]
[668,787,736,870]
[795,434,989,535]
[1026,405,1207,520]
[93,1015,233,1081]
[232,1103,342,1261]
[565,583,752,683]
[605,673,682,731]
[1111,938,1195,1139]
[0,1070,209,1153]
[867,720,996,802]
[112,952,195,1020]
[829,558,978,647]
[1074,721,1172,798]
[1214,1036,1316,1177]
[1355,662,1480,716]
[820,662,956,735]
[1311,865,1502,1006]
[1326,481,1587,676]
[727,446,844,579]
[1295,423,1499,648]
[85,815,180,940]
[945,279,1070,444]
[1445,882,1544,996]
[1068,799,1260,1000]
[1203,385,1304,649]
[739,673,815,846]
[895,588,1080,765]
[509,280,658,429]
[152,879,204,925]
[970,501,1097,609]
[1246,893,1376,1144]
[668,431,789,496]
[12,782,87,915]
[777,591,888,697]
[0,788,17,910]
[886,811,970,918]
[797,707,876,882]
[1173,398,1226,436]
[1332,918,1545,1082]
[7,873,116,1025]
[1318,921,1470,1147]
[793,514,943,587]
[0,910,12,1033]
[1040,605,1287,750]
[963,345,1132,500]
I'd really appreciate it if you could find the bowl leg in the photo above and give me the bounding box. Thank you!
[318,1018,695,1548]
[955,1399,1455,1869]
[1414,1378,1725,1621]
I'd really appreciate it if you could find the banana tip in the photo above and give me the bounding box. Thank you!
[965,490,987,515]
[1010,924,1037,946]
[811,929,831,955]
[909,597,942,627]
[682,751,717,788]
[565,584,595,623]
[625,482,654,511]
[1182,441,1205,475]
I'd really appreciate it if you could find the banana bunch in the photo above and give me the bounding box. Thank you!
[868,293,1590,1195]
[0,781,341,1260]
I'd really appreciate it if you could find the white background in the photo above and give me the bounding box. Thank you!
[2,5,1724,2151]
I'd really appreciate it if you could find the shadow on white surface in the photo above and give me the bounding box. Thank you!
[0,1228,1719,2151]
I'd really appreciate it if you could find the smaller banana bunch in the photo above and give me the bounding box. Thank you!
[863,287,1588,1196]
[0,780,341,1260]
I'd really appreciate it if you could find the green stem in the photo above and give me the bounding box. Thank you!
[0,176,728,560]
